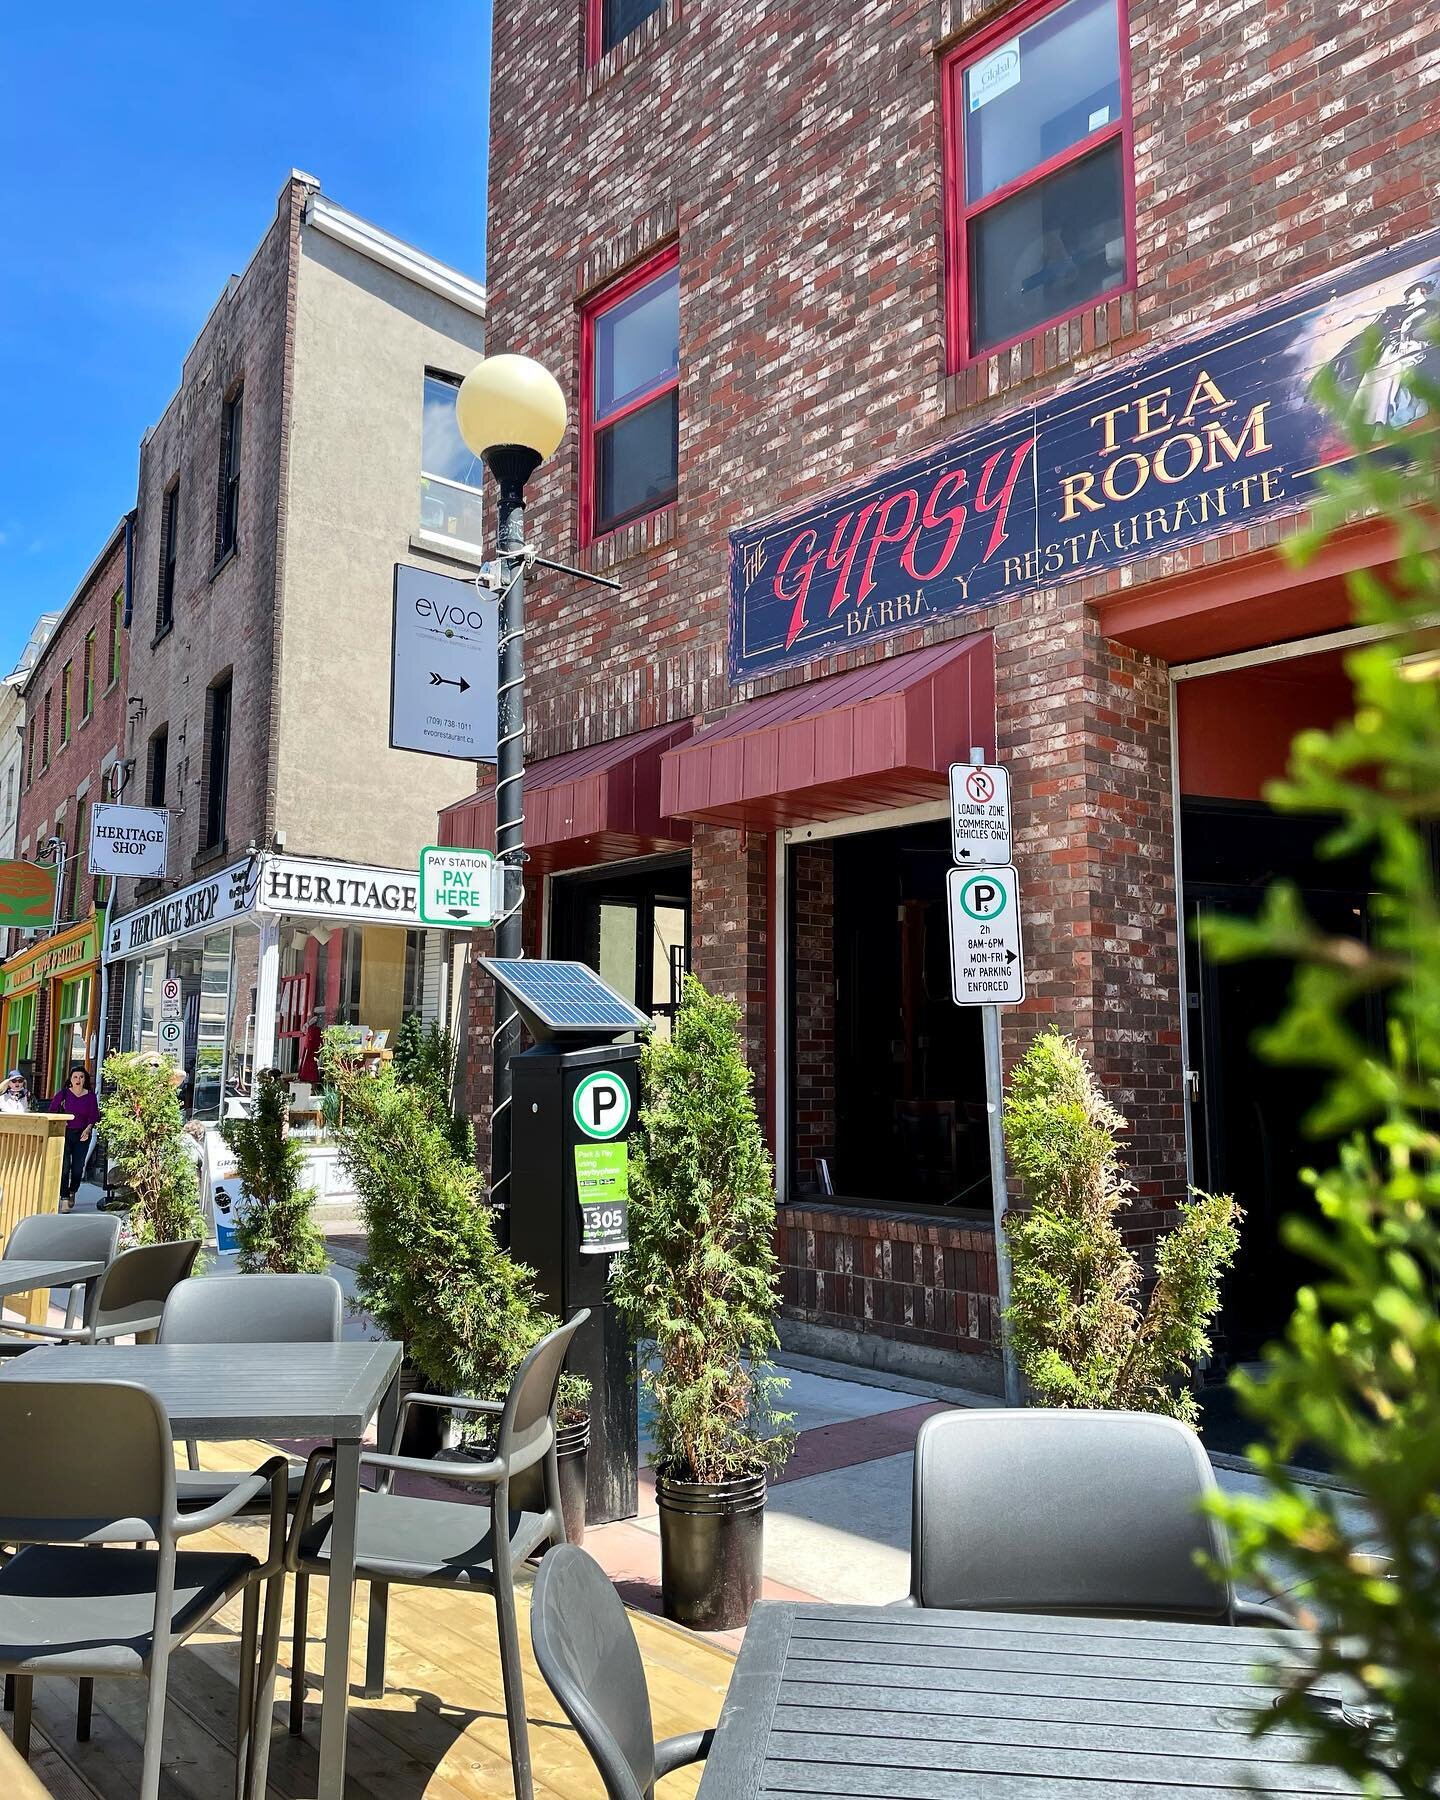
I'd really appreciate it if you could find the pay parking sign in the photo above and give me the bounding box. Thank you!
[947,865,1025,1006]
[572,1070,632,1140]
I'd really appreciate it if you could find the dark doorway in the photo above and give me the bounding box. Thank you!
[548,855,691,1038]
[1183,799,1381,1362]
[788,820,989,1212]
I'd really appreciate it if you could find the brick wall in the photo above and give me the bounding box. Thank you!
[790,842,836,1191]
[16,527,128,927]
[115,177,306,919]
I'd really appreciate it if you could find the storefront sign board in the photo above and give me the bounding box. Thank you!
[0,860,56,930]
[949,763,1011,866]
[729,229,1440,680]
[948,865,1025,1006]
[574,1140,629,1254]
[88,804,169,878]
[105,860,259,963]
[419,845,499,927]
[0,917,100,998]
[390,564,498,763]
[258,856,423,927]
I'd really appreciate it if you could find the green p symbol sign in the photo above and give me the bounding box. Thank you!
[573,1070,631,1140]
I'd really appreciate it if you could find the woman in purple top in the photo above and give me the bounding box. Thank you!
[49,1065,100,1211]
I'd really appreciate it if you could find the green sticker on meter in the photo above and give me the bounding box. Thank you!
[574,1142,629,1254]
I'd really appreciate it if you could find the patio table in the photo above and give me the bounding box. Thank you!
[0,1257,107,1330]
[697,1602,1374,1797]
[0,1337,402,1800]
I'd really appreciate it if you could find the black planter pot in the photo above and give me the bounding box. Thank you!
[656,1469,766,1631]
[397,1365,445,1460]
[555,1414,590,1546]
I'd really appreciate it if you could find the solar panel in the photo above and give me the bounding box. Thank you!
[480,958,651,1041]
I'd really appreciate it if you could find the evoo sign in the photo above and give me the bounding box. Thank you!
[89,803,169,878]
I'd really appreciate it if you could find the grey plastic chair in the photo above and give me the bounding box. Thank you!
[0,1378,288,1800]
[0,1213,121,1339]
[904,1408,1293,1625]
[159,1272,344,1483]
[0,1238,201,1350]
[531,1544,713,1800]
[279,1311,588,1800]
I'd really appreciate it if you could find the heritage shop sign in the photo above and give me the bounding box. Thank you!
[729,231,1440,680]
[106,860,260,961]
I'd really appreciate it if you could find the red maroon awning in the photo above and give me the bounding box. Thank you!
[659,633,995,830]
[437,719,693,874]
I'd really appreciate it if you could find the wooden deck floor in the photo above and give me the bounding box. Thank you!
[1,1441,734,1800]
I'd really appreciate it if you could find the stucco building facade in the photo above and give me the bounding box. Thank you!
[451,0,1440,1387]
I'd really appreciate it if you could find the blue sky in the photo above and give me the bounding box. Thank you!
[0,3,491,674]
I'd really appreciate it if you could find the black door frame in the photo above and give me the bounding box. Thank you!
[547,853,692,1031]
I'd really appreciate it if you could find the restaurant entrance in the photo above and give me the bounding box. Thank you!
[548,855,692,1038]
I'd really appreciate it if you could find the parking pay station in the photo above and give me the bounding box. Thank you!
[484,957,647,1525]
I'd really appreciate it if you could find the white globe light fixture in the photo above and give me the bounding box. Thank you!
[453,352,567,1215]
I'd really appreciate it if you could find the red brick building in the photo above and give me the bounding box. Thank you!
[2,520,130,1094]
[450,0,1440,1387]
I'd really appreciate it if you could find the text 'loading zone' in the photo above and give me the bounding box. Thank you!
[947,865,1025,1006]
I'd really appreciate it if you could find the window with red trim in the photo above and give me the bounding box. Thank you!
[944,0,1133,364]
[588,0,664,61]
[581,248,679,544]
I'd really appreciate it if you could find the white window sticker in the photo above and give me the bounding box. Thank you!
[1088,104,1111,131]
[967,40,1021,111]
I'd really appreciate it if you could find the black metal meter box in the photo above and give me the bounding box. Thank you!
[483,958,647,1525]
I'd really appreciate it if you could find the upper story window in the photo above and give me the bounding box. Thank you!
[215,386,243,564]
[590,0,664,59]
[158,480,180,633]
[204,673,232,850]
[147,725,168,809]
[108,589,122,688]
[82,630,95,721]
[41,688,52,769]
[581,247,680,544]
[59,661,72,746]
[420,373,485,550]
[944,0,1132,364]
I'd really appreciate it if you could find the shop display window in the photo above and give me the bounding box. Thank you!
[4,991,36,1079]
[944,0,1133,362]
[580,247,679,543]
[51,973,92,1089]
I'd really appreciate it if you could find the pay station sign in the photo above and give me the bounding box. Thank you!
[947,865,1025,1006]
[419,846,498,926]
[949,763,1011,865]
[390,564,498,762]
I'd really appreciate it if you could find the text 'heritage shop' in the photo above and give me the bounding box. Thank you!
[728,231,1440,680]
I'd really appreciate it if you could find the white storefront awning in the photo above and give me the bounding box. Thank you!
[105,853,438,963]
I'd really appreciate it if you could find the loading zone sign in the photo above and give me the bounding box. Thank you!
[947,865,1025,1006]
[949,762,1011,865]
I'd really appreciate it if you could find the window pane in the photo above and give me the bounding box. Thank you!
[422,375,484,488]
[969,138,1125,352]
[595,387,679,533]
[964,0,1121,203]
[594,267,679,420]
[420,474,486,547]
[602,0,663,53]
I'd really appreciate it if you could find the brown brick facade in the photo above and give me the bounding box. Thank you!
[486,0,1440,1376]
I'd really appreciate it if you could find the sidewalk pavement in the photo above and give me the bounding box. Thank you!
[26,1197,1366,1650]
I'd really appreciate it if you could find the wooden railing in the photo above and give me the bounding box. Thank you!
[0,1113,71,1325]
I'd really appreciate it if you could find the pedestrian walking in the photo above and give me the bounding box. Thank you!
[48,1064,100,1210]
[0,1069,29,1114]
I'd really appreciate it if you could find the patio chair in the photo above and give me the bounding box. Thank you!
[277,1311,588,1800]
[904,1408,1295,1625]
[0,1378,288,1800]
[0,1238,201,1353]
[0,1212,121,1337]
[531,1544,714,1800]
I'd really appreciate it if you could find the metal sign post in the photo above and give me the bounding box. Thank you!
[947,748,1024,1407]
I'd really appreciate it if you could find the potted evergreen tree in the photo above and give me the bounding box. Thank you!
[219,1069,327,1274]
[99,1050,207,1248]
[613,976,792,1629]
[321,1029,591,1526]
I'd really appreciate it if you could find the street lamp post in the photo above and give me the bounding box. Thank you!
[455,355,568,1212]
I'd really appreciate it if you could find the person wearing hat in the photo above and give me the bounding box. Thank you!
[0,1070,29,1114]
